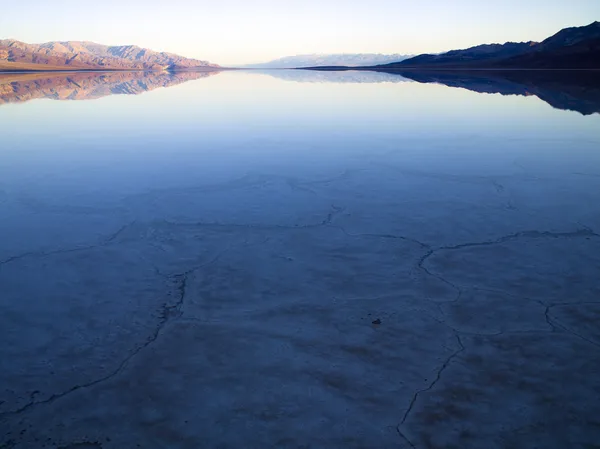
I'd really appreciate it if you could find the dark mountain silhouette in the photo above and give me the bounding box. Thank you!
[393,42,537,67]
[500,37,600,69]
[0,40,219,72]
[378,21,600,69]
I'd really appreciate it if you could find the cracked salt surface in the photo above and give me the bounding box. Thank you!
[1,70,600,448]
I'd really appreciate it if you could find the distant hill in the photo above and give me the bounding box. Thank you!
[0,40,219,72]
[378,21,600,69]
[243,54,412,69]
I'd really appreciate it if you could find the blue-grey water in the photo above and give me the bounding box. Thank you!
[1,69,599,449]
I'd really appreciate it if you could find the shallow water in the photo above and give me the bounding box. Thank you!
[1,70,600,448]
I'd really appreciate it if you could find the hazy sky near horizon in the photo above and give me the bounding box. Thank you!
[2,0,598,65]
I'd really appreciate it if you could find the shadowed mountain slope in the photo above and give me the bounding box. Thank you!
[379,21,600,69]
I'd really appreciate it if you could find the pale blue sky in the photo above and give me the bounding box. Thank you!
[1,0,598,65]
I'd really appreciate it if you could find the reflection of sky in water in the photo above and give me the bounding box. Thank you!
[1,70,599,203]
[3,68,600,449]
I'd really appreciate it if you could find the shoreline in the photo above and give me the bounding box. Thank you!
[297,66,600,72]
[0,67,230,74]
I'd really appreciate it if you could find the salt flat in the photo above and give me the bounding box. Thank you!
[1,70,599,448]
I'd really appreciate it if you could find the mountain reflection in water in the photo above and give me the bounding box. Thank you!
[0,70,220,105]
[276,69,600,115]
[2,69,599,116]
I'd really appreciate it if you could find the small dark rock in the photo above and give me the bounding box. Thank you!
[372,319,381,325]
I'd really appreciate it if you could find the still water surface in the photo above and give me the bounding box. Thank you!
[1,69,600,449]
[1,69,599,257]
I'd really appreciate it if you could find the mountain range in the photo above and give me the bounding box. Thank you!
[378,21,600,69]
[0,40,219,72]
[300,22,600,70]
[1,21,598,72]
[242,54,412,69]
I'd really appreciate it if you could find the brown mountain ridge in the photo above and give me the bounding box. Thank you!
[0,40,220,72]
